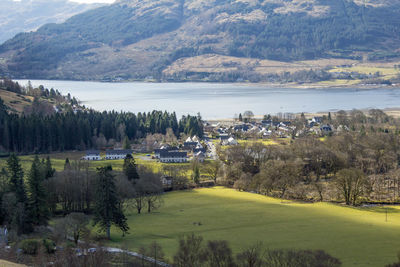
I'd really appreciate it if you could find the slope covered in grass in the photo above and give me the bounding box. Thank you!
[108,187,400,267]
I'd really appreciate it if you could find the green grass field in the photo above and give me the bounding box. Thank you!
[0,152,182,172]
[106,187,400,267]
[0,152,213,179]
[0,152,126,172]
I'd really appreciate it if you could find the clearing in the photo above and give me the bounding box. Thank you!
[106,187,400,267]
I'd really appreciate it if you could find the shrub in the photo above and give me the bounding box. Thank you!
[20,239,40,255]
[265,249,341,267]
[43,239,56,254]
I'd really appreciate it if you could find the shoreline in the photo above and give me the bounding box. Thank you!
[205,107,400,122]
[14,78,400,90]
[10,79,400,120]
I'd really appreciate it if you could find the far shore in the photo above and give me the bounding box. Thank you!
[206,107,400,122]
[14,78,400,90]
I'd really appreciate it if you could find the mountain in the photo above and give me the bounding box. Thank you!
[1,0,400,81]
[0,0,105,44]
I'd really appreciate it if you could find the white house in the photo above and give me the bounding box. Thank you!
[105,149,133,160]
[222,137,238,146]
[83,150,101,161]
[159,151,188,163]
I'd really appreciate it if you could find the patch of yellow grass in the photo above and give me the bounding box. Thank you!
[0,260,27,267]
[238,139,279,146]
[0,89,33,113]
[316,79,361,86]
[330,66,400,79]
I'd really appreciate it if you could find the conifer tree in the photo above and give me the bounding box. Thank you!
[27,155,49,225]
[123,154,139,181]
[6,154,26,203]
[0,167,8,224]
[193,164,200,185]
[44,156,55,179]
[64,158,71,170]
[5,155,32,233]
[122,136,131,149]
[93,166,129,239]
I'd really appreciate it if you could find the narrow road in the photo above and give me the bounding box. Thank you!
[64,233,171,267]
[104,247,171,267]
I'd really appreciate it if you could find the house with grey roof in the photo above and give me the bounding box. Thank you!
[105,149,133,160]
[159,151,188,163]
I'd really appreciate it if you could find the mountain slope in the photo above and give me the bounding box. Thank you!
[0,0,104,44]
[1,0,400,81]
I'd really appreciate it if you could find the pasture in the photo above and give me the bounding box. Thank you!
[107,187,400,267]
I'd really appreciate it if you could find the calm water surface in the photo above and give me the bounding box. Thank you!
[17,80,400,119]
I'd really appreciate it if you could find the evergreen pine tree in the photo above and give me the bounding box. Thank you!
[193,164,200,185]
[0,167,8,224]
[27,155,49,226]
[123,154,139,181]
[44,156,55,179]
[64,158,71,170]
[122,136,130,149]
[6,154,27,203]
[301,112,306,121]
[93,166,129,239]
[238,113,243,122]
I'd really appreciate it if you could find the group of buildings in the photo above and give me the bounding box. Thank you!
[154,136,207,163]
[82,149,133,161]
[205,115,334,141]
[82,136,208,164]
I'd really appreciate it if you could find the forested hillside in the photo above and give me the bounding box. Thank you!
[1,0,400,80]
[0,0,103,44]
[0,79,203,153]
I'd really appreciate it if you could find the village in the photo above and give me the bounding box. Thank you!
[81,112,337,166]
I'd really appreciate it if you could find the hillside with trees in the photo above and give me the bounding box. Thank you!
[0,79,203,154]
[0,0,104,44]
[1,0,400,81]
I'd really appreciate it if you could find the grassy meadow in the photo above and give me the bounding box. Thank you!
[5,153,400,266]
[106,187,400,267]
[0,151,211,178]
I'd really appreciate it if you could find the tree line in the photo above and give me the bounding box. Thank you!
[0,97,203,153]
[1,78,68,102]
[216,110,400,205]
[0,153,164,241]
